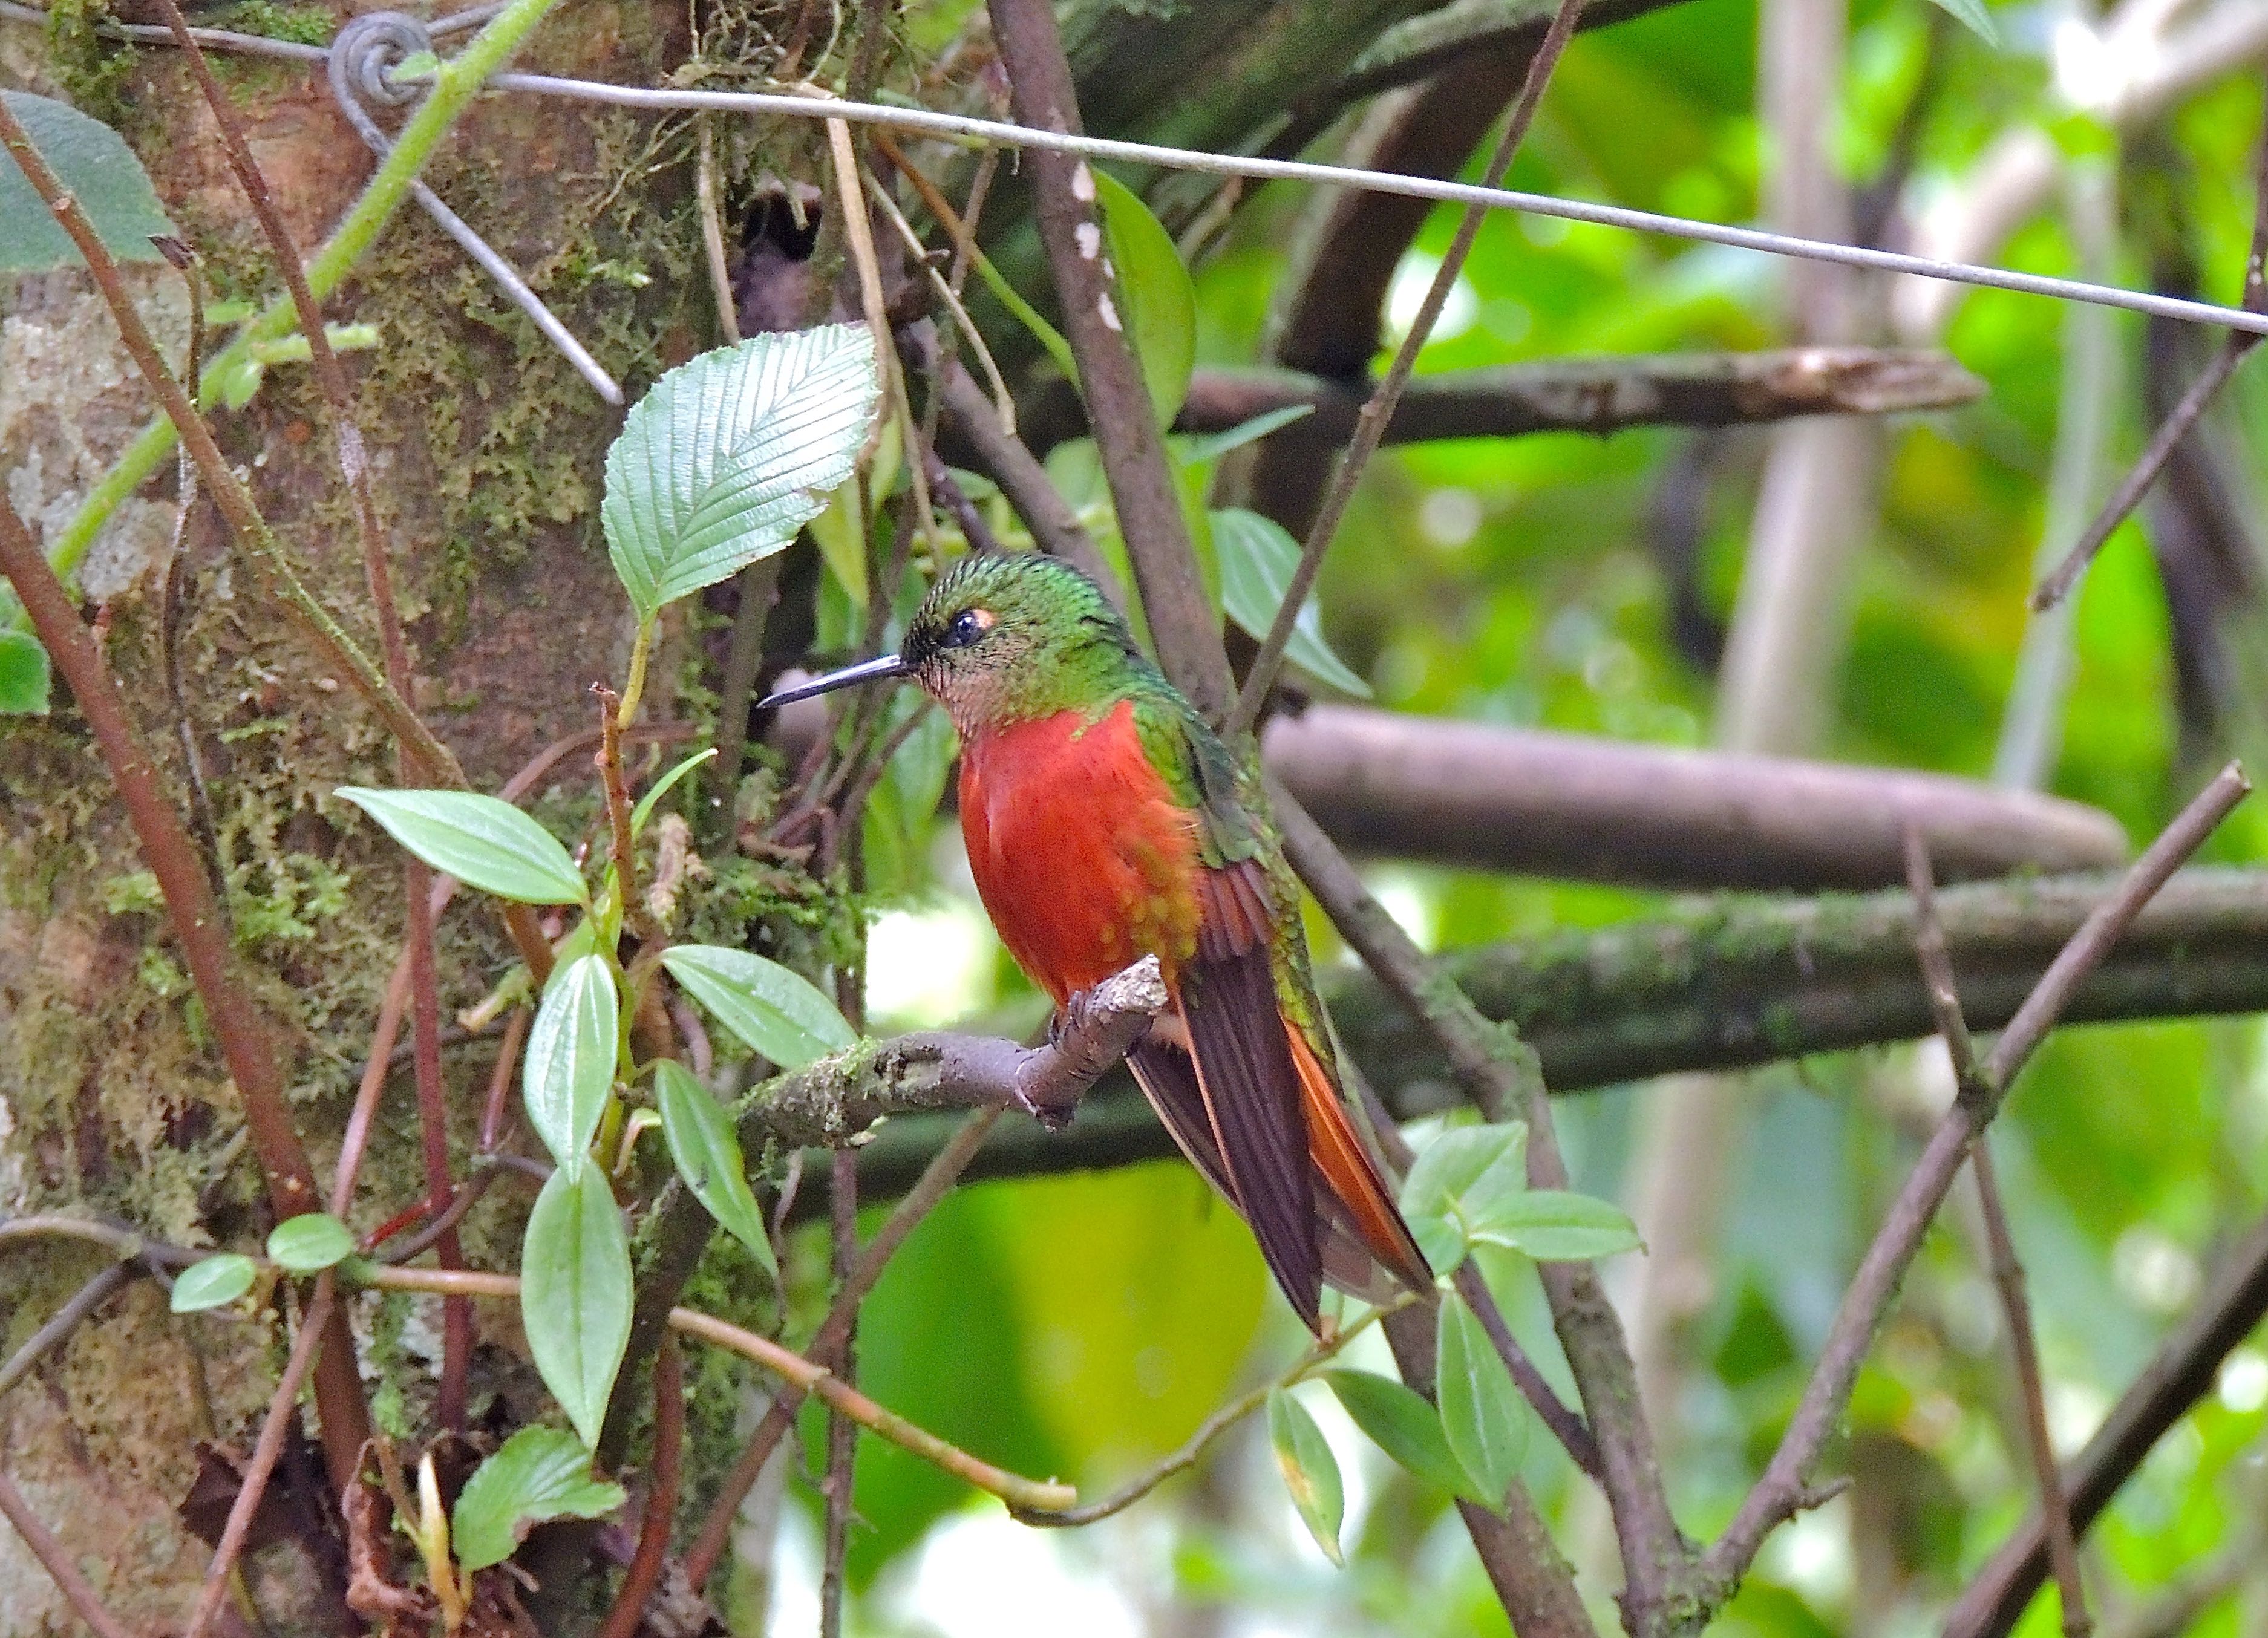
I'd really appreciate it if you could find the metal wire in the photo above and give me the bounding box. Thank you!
[6,0,2267,339]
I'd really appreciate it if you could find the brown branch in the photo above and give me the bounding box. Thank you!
[819,1150,858,1638]
[595,687,658,946]
[1905,830,2090,1638]
[1227,0,1581,738]
[0,492,374,1492]
[595,1336,684,1638]
[184,1276,338,1638]
[0,1466,137,1638]
[985,0,1233,715]
[1177,348,1983,444]
[1268,776,1698,1636]
[0,1264,133,1402]
[2033,112,2268,612]
[1701,765,2249,1600]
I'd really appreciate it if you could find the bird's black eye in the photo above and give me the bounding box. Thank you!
[945,607,992,648]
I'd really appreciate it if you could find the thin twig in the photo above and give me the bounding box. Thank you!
[682,1106,1004,1588]
[0,1466,137,1638]
[0,1264,132,1402]
[819,1149,859,1638]
[184,1276,338,1638]
[2033,113,2268,612]
[933,354,1116,589]
[596,686,658,945]
[595,1335,684,1638]
[697,117,743,344]
[1224,0,1585,739]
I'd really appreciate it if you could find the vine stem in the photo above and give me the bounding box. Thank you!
[0,1467,137,1638]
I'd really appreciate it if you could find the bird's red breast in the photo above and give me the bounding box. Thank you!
[957,700,1204,1000]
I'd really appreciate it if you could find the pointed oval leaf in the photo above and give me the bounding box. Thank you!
[601,327,882,621]
[0,627,52,716]
[653,1060,777,1282]
[523,954,619,1173]
[266,1212,356,1273]
[1470,1189,1644,1262]
[1093,169,1196,425]
[451,1425,627,1571]
[0,92,175,272]
[630,747,719,836]
[1321,1368,1482,1502]
[521,1164,633,1449]
[1211,509,1373,699]
[1399,1121,1528,1274]
[1266,1388,1345,1566]
[170,1253,257,1313]
[1436,1291,1529,1511]
[1172,402,1316,467]
[336,788,586,906]
[661,945,854,1068]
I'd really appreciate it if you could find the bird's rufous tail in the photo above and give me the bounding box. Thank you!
[1287,1028,1433,1295]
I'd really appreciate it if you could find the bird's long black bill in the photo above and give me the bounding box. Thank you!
[758,654,912,709]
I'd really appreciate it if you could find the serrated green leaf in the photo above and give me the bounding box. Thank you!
[601,327,881,622]
[1926,0,1999,45]
[521,1165,633,1449]
[1399,1121,1528,1274]
[1436,1291,1528,1510]
[451,1425,626,1571]
[1266,1388,1345,1566]
[630,747,718,836]
[336,788,586,906]
[1470,1189,1644,1262]
[0,92,175,273]
[1211,508,1373,699]
[661,945,854,1068]
[266,1213,355,1273]
[653,1060,777,1282]
[523,954,619,1173]
[0,628,51,716]
[170,1253,256,1313]
[1322,1369,1482,1502]
[1173,403,1316,466]
[1093,169,1196,425]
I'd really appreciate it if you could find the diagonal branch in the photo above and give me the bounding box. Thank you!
[0,1466,137,1638]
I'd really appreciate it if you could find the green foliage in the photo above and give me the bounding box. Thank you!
[1212,507,1374,697]
[1266,1387,1345,1564]
[335,788,587,906]
[266,1212,355,1273]
[1322,1368,1481,1502]
[1094,168,1197,424]
[0,94,169,273]
[169,1254,256,1313]
[653,1060,778,1282]
[1400,1120,1529,1274]
[451,1426,626,1572]
[601,327,881,622]
[633,749,719,834]
[1434,1291,1528,1511]
[521,1164,633,1449]
[522,953,620,1174]
[659,944,855,1068]
[0,630,50,716]
[1469,1190,1642,1262]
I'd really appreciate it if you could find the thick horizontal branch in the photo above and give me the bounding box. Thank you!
[1177,348,1983,443]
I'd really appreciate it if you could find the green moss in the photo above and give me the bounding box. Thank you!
[42,0,137,126]
[208,0,333,45]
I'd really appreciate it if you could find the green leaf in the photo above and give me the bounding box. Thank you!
[1173,403,1316,466]
[169,1253,256,1313]
[1211,509,1373,699]
[0,92,175,273]
[630,747,718,836]
[1399,1121,1528,1274]
[1436,1291,1528,1510]
[336,788,586,906]
[661,945,855,1068]
[653,1060,778,1282]
[0,628,51,716]
[1926,0,1999,45]
[521,1165,633,1449]
[1469,1190,1644,1262]
[966,243,1079,387]
[1266,1388,1345,1566]
[266,1213,356,1273]
[601,327,881,622]
[523,954,619,1173]
[451,1425,626,1572]
[1093,169,1196,425]
[1321,1369,1482,1502]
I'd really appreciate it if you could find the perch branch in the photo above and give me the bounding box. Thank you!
[0,1467,137,1638]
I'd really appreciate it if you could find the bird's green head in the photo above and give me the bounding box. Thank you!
[760,552,1148,733]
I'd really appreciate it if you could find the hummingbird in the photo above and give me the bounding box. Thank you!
[760,552,1431,1331]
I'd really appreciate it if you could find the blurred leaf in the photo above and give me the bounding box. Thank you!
[451,1426,625,1572]
[521,1164,632,1449]
[1094,169,1197,424]
[661,945,855,1066]
[266,1213,355,1273]
[1400,1121,1529,1273]
[522,954,619,1174]
[1212,508,1373,697]
[630,748,718,835]
[0,92,175,272]
[1926,0,1999,45]
[653,1060,777,1282]
[1322,1368,1480,1501]
[1436,1290,1527,1509]
[1173,403,1315,466]
[1470,1190,1642,1262]
[601,327,880,622]
[336,788,586,906]
[170,1254,255,1313]
[1266,1388,1345,1565]
[0,628,50,715]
